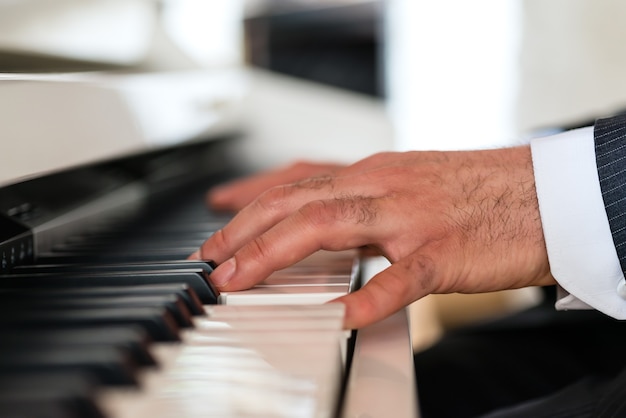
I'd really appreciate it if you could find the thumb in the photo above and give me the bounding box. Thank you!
[335,252,440,330]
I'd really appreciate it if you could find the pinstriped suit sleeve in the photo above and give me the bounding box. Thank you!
[532,125,626,318]
[594,114,626,274]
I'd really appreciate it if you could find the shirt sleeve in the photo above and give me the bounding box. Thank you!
[530,126,626,319]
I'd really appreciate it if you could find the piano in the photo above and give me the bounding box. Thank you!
[0,69,417,418]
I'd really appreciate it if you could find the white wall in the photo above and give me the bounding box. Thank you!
[516,0,626,132]
[385,0,626,151]
[159,0,244,68]
[385,0,521,151]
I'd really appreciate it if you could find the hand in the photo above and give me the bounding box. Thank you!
[194,147,555,329]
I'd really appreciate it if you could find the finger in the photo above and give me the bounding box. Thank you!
[209,196,383,291]
[207,162,343,211]
[198,176,337,264]
[340,152,400,175]
[335,251,442,330]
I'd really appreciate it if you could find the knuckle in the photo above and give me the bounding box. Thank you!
[299,197,380,228]
[334,196,379,225]
[300,199,334,227]
[212,228,231,251]
[377,267,412,299]
[212,228,229,248]
[294,175,334,190]
[245,234,273,264]
[254,185,293,213]
[347,197,378,225]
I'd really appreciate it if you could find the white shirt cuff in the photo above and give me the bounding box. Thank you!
[530,126,626,319]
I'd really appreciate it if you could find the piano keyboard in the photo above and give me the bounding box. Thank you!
[0,136,417,418]
[0,177,359,418]
[102,304,350,418]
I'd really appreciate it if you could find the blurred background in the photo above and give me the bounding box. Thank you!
[3,0,626,349]
[5,0,626,150]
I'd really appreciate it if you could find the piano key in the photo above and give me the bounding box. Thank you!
[0,269,219,304]
[219,284,351,305]
[0,294,194,328]
[0,307,181,342]
[205,303,346,319]
[194,316,346,333]
[0,346,139,386]
[259,274,351,286]
[0,397,104,418]
[12,259,215,275]
[0,284,206,315]
[0,372,105,418]
[34,248,201,264]
[2,327,156,366]
[0,399,84,418]
[50,239,205,253]
[110,324,346,418]
[62,231,209,243]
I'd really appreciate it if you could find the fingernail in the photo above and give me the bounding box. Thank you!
[211,257,236,287]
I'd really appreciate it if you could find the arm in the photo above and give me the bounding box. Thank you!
[194,147,554,329]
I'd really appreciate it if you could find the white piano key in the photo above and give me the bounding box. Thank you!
[219,284,350,306]
[205,303,346,319]
[159,340,341,418]
[195,317,342,332]
[107,330,344,418]
[259,274,351,286]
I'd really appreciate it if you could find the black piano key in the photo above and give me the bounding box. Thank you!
[0,294,194,328]
[0,284,206,315]
[0,269,219,304]
[2,326,156,366]
[13,260,215,275]
[35,249,200,264]
[63,230,211,245]
[0,346,138,386]
[0,307,181,342]
[50,239,205,253]
[0,398,104,418]
[0,372,105,418]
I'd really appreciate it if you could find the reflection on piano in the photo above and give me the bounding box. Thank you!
[0,71,416,418]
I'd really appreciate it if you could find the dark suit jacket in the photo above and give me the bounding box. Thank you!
[595,114,626,275]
